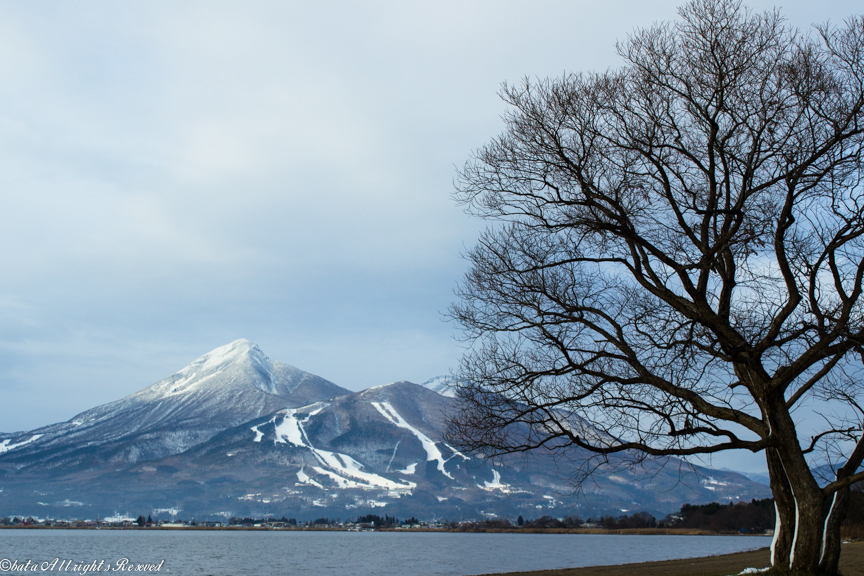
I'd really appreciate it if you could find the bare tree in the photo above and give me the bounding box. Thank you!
[447,1,864,573]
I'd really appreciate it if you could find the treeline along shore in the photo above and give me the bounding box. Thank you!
[4,494,864,538]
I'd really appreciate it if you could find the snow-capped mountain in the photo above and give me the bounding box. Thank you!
[0,341,770,521]
[420,375,457,398]
[0,339,349,472]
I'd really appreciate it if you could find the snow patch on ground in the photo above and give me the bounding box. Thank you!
[251,426,264,442]
[0,434,43,454]
[102,513,137,523]
[443,442,469,460]
[480,469,509,491]
[269,408,414,492]
[310,450,415,491]
[273,409,309,446]
[305,404,327,418]
[421,376,457,397]
[272,404,327,446]
[397,462,418,475]
[296,468,325,489]
[542,495,560,508]
[364,383,391,392]
[346,498,388,508]
[371,401,454,479]
[312,466,366,489]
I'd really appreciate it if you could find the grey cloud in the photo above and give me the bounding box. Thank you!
[0,0,859,471]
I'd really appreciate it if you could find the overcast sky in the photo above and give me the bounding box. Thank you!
[0,1,860,471]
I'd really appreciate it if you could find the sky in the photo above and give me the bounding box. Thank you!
[0,1,861,472]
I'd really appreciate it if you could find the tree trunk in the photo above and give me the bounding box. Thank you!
[819,487,849,575]
[766,401,833,574]
[767,449,794,569]
[767,457,831,573]
[790,487,827,574]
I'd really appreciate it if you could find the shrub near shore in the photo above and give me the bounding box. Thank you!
[451,495,864,536]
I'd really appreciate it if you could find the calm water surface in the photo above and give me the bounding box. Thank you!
[0,530,770,576]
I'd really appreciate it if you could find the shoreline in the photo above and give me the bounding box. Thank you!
[480,542,864,576]
[0,525,767,535]
[5,528,858,575]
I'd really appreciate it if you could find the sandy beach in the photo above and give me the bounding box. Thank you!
[481,542,864,576]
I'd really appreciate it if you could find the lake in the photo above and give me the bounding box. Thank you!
[0,530,770,576]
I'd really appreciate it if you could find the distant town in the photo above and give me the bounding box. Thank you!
[0,499,787,535]
[0,514,436,530]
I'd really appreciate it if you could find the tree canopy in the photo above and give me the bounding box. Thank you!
[448,1,864,573]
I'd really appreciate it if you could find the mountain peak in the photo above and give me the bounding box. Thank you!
[141,340,349,403]
[133,339,281,402]
[421,376,457,398]
[183,339,269,373]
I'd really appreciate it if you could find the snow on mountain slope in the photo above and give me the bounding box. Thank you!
[421,376,458,398]
[133,340,343,403]
[0,351,773,521]
[268,406,415,491]
[0,435,42,454]
[79,379,769,521]
[0,340,349,469]
[371,401,458,479]
[226,382,464,493]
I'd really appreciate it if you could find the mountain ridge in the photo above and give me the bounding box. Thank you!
[0,339,349,472]
[0,340,771,521]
